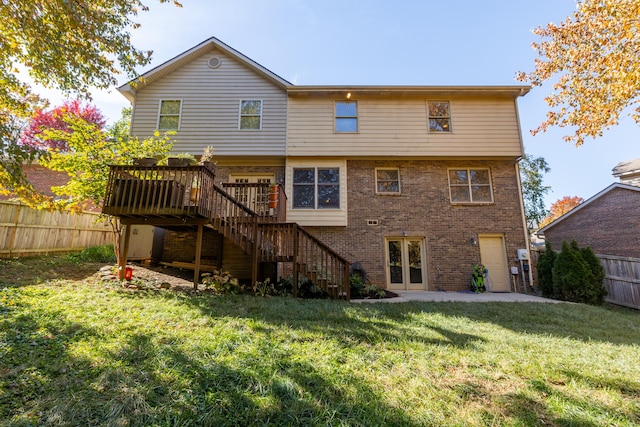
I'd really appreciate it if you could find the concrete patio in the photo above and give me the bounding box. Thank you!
[353,291,562,303]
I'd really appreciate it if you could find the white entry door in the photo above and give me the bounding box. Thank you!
[386,238,427,291]
[478,235,510,292]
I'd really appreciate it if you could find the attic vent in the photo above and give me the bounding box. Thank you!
[367,219,379,226]
[207,56,222,69]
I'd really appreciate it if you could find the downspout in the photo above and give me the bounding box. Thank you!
[513,95,534,289]
[515,161,534,289]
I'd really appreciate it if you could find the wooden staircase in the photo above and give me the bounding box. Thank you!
[103,165,350,300]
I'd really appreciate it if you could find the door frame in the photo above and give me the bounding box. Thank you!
[478,234,510,292]
[384,237,428,291]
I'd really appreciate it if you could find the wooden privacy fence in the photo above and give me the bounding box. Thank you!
[0,201,112,258]
[597,254,640,310]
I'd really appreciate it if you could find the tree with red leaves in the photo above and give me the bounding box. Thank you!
[20,100,106,151]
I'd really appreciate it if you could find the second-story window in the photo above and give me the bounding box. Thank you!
[239,100,262,130]
[158,100,182,130]
[428,101,451,132]
[335,101,358,132]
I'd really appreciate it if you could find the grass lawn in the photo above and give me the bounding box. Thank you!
[0,254,639,426]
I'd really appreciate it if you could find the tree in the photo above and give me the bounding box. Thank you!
[107,107,133,144]
[519,153,551,229]
[517,0,640,146]
[0,0,182,197]
[20,100,106,151]
[36,108,174,263]
[539,196,584,228]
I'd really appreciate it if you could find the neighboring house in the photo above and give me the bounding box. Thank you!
[0,164,69,201]
[538,181,640,259]
[109,36,532,294]
[612,157,640,187]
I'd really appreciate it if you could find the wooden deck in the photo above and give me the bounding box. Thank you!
[103,164,350,300]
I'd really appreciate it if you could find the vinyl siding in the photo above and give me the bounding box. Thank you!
[130,48,287,157]
[286,95,523,157]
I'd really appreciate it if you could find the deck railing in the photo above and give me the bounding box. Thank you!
[221,182,287,222]
[103,165,216,219]
[258,223,350,300]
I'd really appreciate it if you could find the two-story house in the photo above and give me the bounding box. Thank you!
[109,36,531,295]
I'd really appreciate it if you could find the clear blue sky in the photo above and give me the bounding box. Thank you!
[50,0,639,209]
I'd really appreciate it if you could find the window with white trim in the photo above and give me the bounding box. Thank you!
[158,100,182,130]
[375,168,400,193]
[239,100,262,130]
[448,168,493,203]
[428,101,451,132]
[335,101,357,132]
[293,167,340,209]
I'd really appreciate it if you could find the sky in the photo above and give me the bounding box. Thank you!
[42,0,639,209]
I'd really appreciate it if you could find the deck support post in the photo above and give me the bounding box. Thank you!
[118,224,131,280]
[193,223,204,289]
[292,224,298,298]
[251,216,259,289]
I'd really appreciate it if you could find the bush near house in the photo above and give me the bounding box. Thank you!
[547,240,607,305]
[537,241,557,298]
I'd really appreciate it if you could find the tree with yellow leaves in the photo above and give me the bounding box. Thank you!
[0,0,182,202]
[518,0,640,146]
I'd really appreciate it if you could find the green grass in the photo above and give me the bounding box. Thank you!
[0,255,639,426]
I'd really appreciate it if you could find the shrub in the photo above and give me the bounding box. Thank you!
[254,278,278,297]
[68,245,116,263]
[552,240,606,305]
[536,241,557,298]
[350,273,366,297]
[200,269,244,294]
[580,245,607,305]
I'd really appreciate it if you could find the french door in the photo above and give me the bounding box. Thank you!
[228,175,274,213]
[386,238,427,290]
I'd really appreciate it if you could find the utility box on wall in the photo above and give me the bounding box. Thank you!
[517,248,529,260]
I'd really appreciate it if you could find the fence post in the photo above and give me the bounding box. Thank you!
[7,203,21,257]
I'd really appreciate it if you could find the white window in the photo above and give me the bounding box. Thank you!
[428,101,451,132]
[335,101,357,132]
[375,168,400,193]
[158,100,182,130]
[293,167,340,209]
[448,168,493,203]
[239,100,262,130]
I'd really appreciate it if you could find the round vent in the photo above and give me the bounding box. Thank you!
[207,56,222,69]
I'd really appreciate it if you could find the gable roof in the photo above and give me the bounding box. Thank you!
[612,157,640,178]
[118,36,532,103]
[117,36,293,102]
[537,182,640,235]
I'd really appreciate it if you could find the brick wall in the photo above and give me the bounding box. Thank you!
[162,229,221,264]
[162,161,527,291]
[543,187,640,258]
[303,159,527,291]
